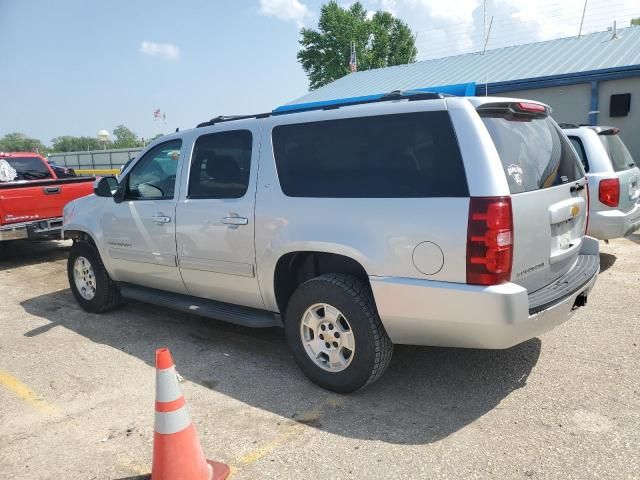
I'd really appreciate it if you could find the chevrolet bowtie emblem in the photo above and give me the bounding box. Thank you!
[571,205,580,217]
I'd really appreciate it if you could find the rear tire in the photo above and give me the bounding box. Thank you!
[67,240,121,313]
[285,274,393,393]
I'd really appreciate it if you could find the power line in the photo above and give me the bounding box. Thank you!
[411,8,639,42]
[409,2,639,41]
[411,6,639,61]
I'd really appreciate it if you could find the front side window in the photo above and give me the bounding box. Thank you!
[272,111,468,198]
[188,130,252,199]
[126,140,181,200]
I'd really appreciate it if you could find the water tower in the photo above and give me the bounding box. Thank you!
[97,130,110,150]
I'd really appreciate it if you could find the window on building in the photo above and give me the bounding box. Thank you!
[610,93,631,117]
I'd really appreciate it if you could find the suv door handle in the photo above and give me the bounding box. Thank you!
[221,216,248,226]
[151,214,171,224]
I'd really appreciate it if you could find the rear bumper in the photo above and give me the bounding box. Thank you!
[587,203,640,239]
[371,237,600,349]
[0,217,63,242]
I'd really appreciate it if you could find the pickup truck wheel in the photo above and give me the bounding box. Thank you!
[68,241,121,313]
[285,274,393,393]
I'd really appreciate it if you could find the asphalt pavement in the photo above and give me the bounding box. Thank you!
[0,236,638,479]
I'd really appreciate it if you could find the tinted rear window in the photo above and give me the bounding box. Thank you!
[272,111,468,198]
[5,157,52,180]
[599,134,636,172]
[481,114,583,194]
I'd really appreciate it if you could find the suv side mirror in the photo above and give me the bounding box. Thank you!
[94,176,119,197]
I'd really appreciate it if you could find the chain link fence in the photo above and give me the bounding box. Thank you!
[47,147,143,175]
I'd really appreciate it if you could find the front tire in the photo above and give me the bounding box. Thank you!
[67,240,121,313]
[285,274,393,393]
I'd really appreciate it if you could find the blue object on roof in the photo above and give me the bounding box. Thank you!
[274,82,476,113]
[287,27,640,105]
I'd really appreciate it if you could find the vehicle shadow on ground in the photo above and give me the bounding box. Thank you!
[599,252,617,273]
[0,240,70,271]
[21,289,541,445]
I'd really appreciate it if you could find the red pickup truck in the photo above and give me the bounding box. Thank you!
[0,152,94,242]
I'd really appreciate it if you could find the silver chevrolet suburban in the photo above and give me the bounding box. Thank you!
[63,93,599,393]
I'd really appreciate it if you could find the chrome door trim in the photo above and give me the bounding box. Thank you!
[108,247,177,267]
[178,256,255,277]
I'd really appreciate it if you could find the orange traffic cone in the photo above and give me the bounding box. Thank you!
[152,347,230,480]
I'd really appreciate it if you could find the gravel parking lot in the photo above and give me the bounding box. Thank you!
[0,237,638,479]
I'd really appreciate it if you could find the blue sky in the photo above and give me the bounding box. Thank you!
[0,1,313,143]
[1,0,637,144]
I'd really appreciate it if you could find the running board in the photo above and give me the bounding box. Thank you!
[118,283,283,328]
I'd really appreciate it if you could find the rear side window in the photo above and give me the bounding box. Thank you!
[481,114,583,194]
[599,134,636,172]
[568,136,589,172]
[272,111,468,198]
[188,130,252,199]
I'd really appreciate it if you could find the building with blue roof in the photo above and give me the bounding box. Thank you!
[288,26,640,159]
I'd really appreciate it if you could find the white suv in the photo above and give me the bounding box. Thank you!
[63,93,599,392]
[562,125,640,240]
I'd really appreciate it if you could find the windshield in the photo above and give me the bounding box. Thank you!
[599,134,636,172]
[4,157,52,180]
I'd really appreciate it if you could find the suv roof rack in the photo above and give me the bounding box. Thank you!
[272,90,448,115]
[196,113,271,128]
[196,90,448,128]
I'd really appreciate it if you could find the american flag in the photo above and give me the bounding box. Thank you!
[153,109,162,119]
[349,42,357,73]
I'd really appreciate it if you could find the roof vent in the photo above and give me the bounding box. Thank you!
[611,21,619,40]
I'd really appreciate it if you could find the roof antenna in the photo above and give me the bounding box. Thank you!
[408,32,418,64]
[349,41,357,73]
[577,0,588,39]
[482,0,493,96]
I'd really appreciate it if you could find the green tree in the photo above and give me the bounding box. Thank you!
[632,17,640,26]
[0,132,47,153]
[150,133,165,142]
[51,136,105,152]
[298,1,417,90]
[112,125,142,148]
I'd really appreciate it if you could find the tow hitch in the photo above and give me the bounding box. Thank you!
[573,293,588,310]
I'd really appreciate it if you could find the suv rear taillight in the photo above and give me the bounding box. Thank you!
[467,197,513,286]
[598,178,620,207]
